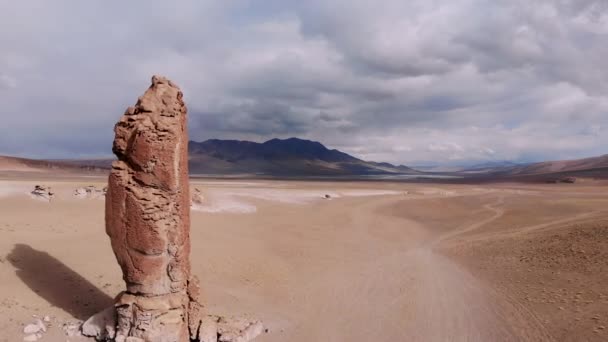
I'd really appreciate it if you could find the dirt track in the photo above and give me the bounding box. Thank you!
[326,195,554,342]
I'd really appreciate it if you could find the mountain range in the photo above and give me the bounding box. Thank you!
[0,138,418,176]
[1,138,607,180]
[188,138,417,176]
[475,154,608,178]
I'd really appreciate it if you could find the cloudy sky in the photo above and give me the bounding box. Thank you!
[1,0,607,165]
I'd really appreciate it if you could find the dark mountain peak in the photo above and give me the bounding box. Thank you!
[262,137,327,150]
[191,139,255,146]
[259,137,343,161]
[187,137,417,175]
[190,137,361,163]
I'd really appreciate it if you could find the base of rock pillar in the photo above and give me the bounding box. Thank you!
[115,292,191,342]
[82,307,265,342]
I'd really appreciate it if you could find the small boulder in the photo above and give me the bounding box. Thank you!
[22,334,40,342]
[74,185,106,199]
[192,188,205,206]
[81,306,117,341]
[62,321,83,338]
[216,316,265,342]
[74,187,88,198]
[30,185,54,201]
[199,316,219,342]
[23,324,41,335]
[23,319,45,334]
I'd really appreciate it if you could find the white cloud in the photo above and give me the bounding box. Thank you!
[0,74,16,89]
[0,0,606,164]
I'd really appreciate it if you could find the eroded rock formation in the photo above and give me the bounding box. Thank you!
[102,75,202,341]
[82,76,264,342]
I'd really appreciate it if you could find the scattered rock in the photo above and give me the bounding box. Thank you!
[216,316,265,342]
[22,319,46,341]
[22,334,40,342]
[81,306,117,341]
[73,188,87,198]
[199,316,219,342]
[192,188,205,206]
[30,185,54,201]
[23,319,45,334]
[197,316,265,342]
[74,185,106,199]
[23,325,40,335]
[62,321,83,338]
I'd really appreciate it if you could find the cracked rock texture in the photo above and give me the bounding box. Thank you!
[105,75,202,341]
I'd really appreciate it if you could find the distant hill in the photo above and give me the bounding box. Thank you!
[463,161,524,173]
[0,138,418,177]
[467,154,608,180]
[416,161,523,173]
[3,147,607,181]
[498,155,608,176]
[188,138,418,176]
[0,155,108,173]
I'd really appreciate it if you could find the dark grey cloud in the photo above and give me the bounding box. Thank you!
[192,100,311,137]
[0,0,607,165]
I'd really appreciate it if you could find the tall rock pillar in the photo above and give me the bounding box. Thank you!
[105,75,202,341]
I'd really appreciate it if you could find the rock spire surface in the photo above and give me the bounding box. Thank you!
[105,75,202,341]
[82,76,263,342]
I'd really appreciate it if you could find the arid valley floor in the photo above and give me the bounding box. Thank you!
[1,174,607,341]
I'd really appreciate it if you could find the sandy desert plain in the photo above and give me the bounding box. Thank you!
[0,170,607,342]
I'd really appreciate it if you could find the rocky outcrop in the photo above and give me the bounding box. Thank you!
[30,185,54,201]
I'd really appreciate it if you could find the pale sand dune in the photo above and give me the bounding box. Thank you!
[1,178,607,341]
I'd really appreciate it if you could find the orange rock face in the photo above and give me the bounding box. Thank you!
[105,76,201,341]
